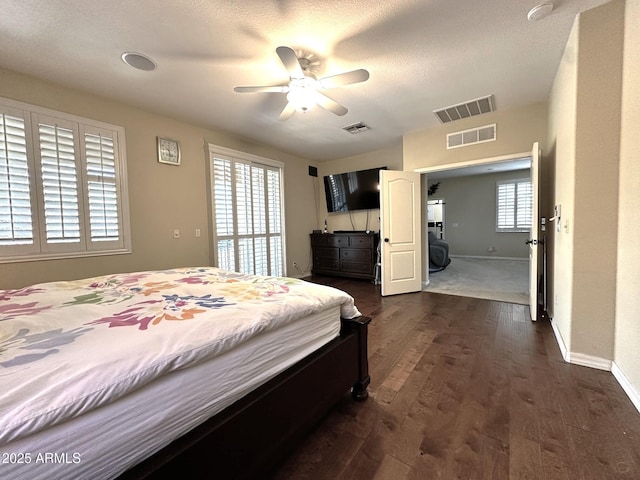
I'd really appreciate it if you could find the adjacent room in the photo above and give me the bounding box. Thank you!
[1,1,639,479]
[422,158,534,306]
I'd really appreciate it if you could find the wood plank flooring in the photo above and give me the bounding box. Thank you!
[271,276,640,480]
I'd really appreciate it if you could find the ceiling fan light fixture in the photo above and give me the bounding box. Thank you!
[286,77,317,112]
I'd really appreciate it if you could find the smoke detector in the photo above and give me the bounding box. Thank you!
[527,2,554,21]
[121,52,156,71]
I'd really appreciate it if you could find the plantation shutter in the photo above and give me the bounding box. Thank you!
[267,168,282,275]
[213,156,235,271]
[211,150,284,277]
[82,126,123,248]
[516,181,533,229]
[35,116,82,247]
[496,179,532,232]
[0,110,34,248]
[496,182,516,229]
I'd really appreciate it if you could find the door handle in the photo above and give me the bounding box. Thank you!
[525,239,538,245]
[384,238,390,242]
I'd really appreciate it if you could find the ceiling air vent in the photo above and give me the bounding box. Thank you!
[342,122,371,134]
[434,95,495,123]
[447,124,496,149]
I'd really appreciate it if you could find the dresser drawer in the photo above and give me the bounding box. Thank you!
[311,235,349,247]
[340,248,372,262]
[314,247,339,260]
[340,261,373,275]
[349,235,374,248]
[314,256,340,270]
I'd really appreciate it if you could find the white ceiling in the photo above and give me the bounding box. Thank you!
[0,0,610,162]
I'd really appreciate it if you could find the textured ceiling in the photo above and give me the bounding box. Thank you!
[0,0,611,161]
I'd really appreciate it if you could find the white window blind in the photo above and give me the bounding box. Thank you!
[37,118,82,244]
[496,179,533,232]
[0,110,34,247]
[0,97,130,262]
[210,149,284,277]
[83,129,120,244]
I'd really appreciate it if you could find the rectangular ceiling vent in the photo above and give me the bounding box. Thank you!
[342,122,371,134]
[434,95,495,123]
[447,123,496,149]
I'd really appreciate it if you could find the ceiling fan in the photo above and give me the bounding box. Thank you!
[233,46,369,121]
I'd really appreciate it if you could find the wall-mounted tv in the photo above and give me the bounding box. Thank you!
[323,166,387,213]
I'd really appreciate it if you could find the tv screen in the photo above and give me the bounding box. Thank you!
[323,167,387,213]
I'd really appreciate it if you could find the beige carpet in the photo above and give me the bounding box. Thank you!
[424,257,529,305]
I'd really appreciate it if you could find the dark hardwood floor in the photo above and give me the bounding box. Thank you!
[272,276,640,480]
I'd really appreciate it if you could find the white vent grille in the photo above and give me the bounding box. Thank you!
[342,122,371,134]
[447,124,496,149]
[434,95,495,123]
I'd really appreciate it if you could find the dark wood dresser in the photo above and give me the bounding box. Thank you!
[310,231,379,281]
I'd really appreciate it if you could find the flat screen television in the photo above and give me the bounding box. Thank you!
[323,166,387,213]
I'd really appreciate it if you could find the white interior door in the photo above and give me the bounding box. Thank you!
[380,170,422,296]
[528,142,540,321]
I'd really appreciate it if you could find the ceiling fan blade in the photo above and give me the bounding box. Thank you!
[312,91,348,116]
[234,85,288,93]
[278,102,296,121]
[276,46,305,79]
[318,69,370,89]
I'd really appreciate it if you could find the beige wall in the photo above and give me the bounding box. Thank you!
[547,20,579,350]
[571,0,623,362]
[615,0,640,399]
[316,142,403,235]
[403,102,548,172]
[0,67,316,289]
[430,170,531,258]
[547,0,624,364]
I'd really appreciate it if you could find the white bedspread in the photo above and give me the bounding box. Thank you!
[0,267,360,446]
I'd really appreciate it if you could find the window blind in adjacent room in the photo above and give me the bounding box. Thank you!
[496,178,533,232]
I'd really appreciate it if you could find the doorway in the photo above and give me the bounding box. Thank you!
[419,152,534,306]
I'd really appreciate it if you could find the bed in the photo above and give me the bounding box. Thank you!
[0,267,370,480]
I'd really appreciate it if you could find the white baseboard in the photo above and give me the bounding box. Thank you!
[550,318,570,362]
[550,318,611,370]
[612,362,640,414]
[569,353,612,371]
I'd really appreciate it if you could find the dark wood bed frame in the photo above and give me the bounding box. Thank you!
[118,315,370,480]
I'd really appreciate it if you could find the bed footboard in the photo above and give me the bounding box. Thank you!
[119,315,370,480]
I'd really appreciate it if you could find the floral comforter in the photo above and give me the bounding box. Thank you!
[0,267,360,445]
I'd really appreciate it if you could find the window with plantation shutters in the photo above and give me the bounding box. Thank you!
[210,146,285,277]
[496,178,533,232]
[0,97,130,262]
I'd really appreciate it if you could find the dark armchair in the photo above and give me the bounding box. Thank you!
[428,231,451,272]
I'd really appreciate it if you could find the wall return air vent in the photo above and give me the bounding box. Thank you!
[434,95,495,123]
[447,124,496,149]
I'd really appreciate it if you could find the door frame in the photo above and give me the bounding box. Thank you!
[415,150,538,294]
